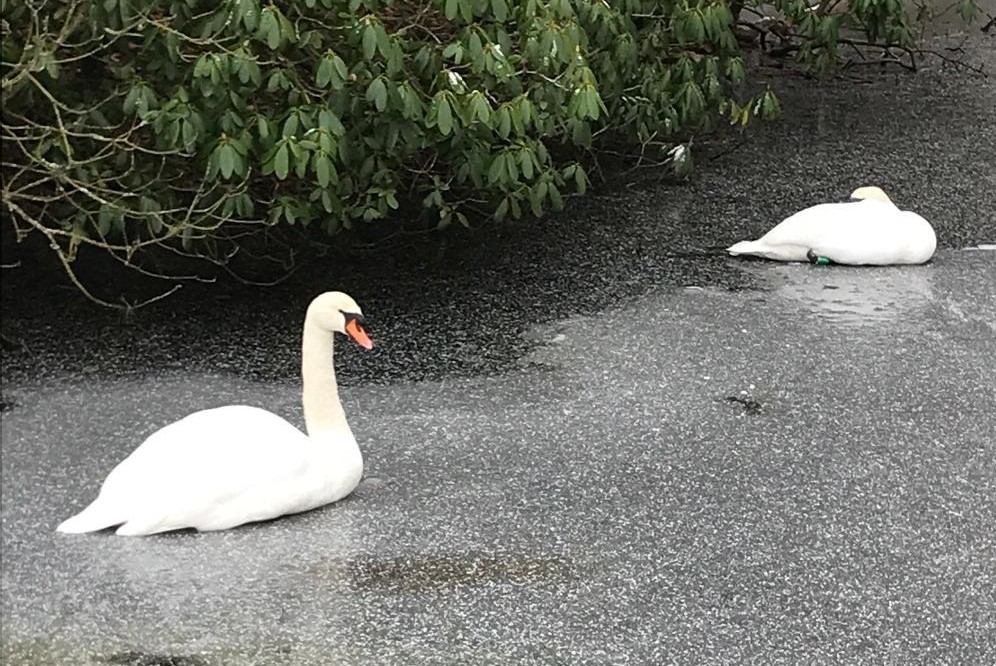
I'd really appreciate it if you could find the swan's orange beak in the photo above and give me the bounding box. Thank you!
[345,318,373,350]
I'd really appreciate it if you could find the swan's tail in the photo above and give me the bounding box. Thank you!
[56,499,124,534]
[726,240,760,256]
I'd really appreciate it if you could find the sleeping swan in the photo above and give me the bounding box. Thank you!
[57,291,373,536]
[727,186,936,265]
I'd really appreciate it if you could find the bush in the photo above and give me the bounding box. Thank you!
[0,0,980,304]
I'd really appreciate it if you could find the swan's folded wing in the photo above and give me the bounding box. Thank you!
[760,201,903,254]
[98,406,312,521]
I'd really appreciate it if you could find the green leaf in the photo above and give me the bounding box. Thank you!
[165,119,180,146]
[265,10,283,49]
[237,57,261,85]
[437,95,453,136]
[518,97,533,127]
[443,42,464,64]
[257,116,272,140]
[295,149,310,179]
[238,0,259,30]
[819,17,838,44]
[519,148,534,180]
[230,134,250,156]
[571,120,591,147]
[504,151,519,182]
[318,109,346,136]
[267,70,290,92]
[193,55,211,78]
[548,183,563,210]
[332,55,349,81]
[958,0,977,23]
[529,185,543,217]
[444,0,459,20]
[207,144,222,180]
[123,84,141,115]
[487,154,505,185]
[367,77,388,112]
[319,153,339,187]
[321,190,335,214]
[734,103,750,126]
[469,91,491,124]
[316,57,333,88]
[375,23,391,58]
[274,143,289,180]
[760,89,780,119]
[96,208,113,236]
[536,180,548,203]
[437,210,454,230]
[492,0,508,21]
[511,105,528,139]
[469,32,484,62]
[266,19,282,51]
[495,197,509,220]
[283,112,299,138]
[181,119,197,152]
[495,105,511,138]
[362,23,377,60]
[584,89,600,120]
[725,58,745,84]
[149,210,164,233]
[566,87,580,118]
[219,143,236,179]
[686,12,705,43]
[573,164,587,195]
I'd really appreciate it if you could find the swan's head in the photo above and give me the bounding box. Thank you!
[849,186,893,204]
[307,291,373,350]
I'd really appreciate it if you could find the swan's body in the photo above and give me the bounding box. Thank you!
[58,406,362,535]
[57,291,373,536]
[727,186,936,265]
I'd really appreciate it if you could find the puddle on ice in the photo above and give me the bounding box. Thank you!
[737,263,935,328]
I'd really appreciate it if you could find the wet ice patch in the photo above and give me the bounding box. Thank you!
[739,263,935,330]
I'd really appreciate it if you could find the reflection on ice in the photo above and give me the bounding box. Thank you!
[741,263,935,328]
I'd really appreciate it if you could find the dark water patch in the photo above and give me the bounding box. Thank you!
[310,552,576,593]
[1,191,766,388]
[101,652,210,666]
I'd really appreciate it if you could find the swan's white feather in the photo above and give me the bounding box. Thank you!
[58,405,362,535]
[728,199,936,265]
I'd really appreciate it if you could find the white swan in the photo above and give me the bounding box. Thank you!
[57,291,373,536]
[727,186,937,265]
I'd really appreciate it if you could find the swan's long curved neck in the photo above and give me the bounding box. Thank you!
[301,318,348,438]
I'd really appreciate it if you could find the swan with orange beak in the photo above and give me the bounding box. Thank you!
[58,291,375,535]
